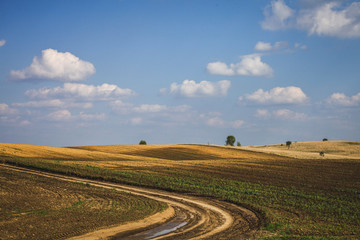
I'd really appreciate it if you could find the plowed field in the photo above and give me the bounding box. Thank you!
[0,167,166,240]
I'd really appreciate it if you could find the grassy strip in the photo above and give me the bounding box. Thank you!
[2,156,360,239]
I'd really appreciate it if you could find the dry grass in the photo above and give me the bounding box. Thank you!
[243,140,360,159]
[1,143,292,172]
[0,143,161,162]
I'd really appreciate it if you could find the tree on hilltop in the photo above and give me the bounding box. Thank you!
[226,135,236,146]
[139,140,147,145]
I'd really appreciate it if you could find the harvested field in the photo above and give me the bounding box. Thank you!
[243,140,360,159]
[0,167,166,240]
[1,141,360,239]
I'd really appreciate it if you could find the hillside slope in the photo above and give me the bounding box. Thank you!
[242,140,360,159]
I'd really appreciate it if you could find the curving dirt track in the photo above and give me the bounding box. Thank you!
[0,164,264,240]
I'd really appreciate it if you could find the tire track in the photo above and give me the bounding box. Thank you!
[0,164,263,240]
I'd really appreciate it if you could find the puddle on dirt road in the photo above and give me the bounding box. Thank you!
[143,221,188,239]
[120,214,188,240]
[111,206,189,240]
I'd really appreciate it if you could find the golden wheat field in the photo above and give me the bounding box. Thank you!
[2,140,359,161]
[0,143,295,173]
[1,141,359,173]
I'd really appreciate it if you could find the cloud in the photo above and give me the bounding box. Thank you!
[133,104,168,113]
[207,54,274,77]
[25,83,135,100]
[47,110,106,122]
[164,80,231,98]
[205,117,245,128]
[273,109,308,120]
[261,0,295,30]
[130,117,143,125]
[261,0,360,38]
[294,43,308,50]
[297,2,360,38]
[0,103,19,115]
[206,117,225,127]
[47,110,72,121]
[20,120,31,126]
[111,100,191,115]
[77,112,106,121]
[240,86,308,104]
[0,40,6,47]
[255,108,308,120]
[326,92,360,106]
[111,100,196,127]
[12,99,93,109]
[231,120,245,128]
[255,109,271,118]
[10,49,96,81]
[254,41,289,51]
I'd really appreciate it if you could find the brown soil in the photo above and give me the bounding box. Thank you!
[0,164,264,240]
[0,165,166,240]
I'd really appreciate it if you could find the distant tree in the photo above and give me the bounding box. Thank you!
[139,140,147,145]
[286,141,292,149]
[320,152,325,157]
[237,141,241,147]
[226,135,236,146]
[323,138,328,141]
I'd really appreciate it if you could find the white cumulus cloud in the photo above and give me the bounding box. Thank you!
[165,80,231,98]
[130,117,143,125]
[297,2,360,38]
[47,110,106,122]
[0,103,19,115]
[25,83,135,100]
[273,109,308,120]
[254,41,289,51]
[111,100,191,115]
[207,54,273,77]
[12,99,93,109]
[206,117,225,127]
[255,108,308,120]
[261,0,360,38]
[47,110,72,121]
[231,120,245,128]
[255,109,271,118]
[240,86,308,104]
[261,0,295,30]
[0,40,6,47]
[205,117,245,128]
[133,104,168,113]
[326,92,360,106]
[10,49,96,81]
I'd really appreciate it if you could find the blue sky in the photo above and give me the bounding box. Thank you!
[1,0,359,146]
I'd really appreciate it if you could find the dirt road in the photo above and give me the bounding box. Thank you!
[0,164,264,239]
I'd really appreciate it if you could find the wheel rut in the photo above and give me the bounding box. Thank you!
[0,164,264,239]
